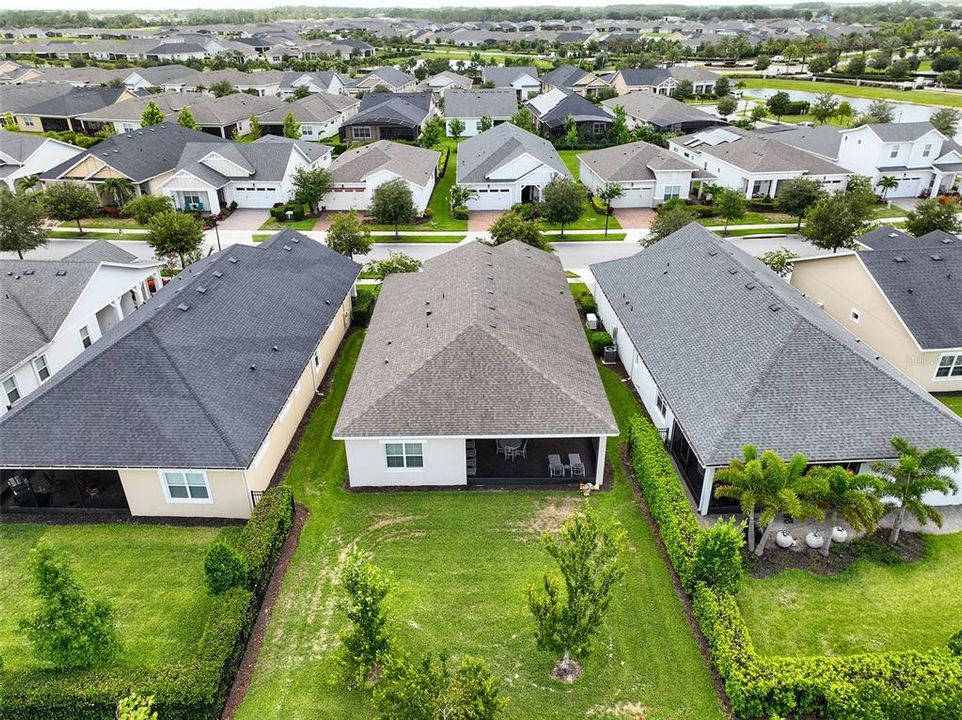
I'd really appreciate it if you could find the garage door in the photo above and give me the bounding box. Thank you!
[467,187,513,211]
[612,186,653,208]
[232,185,283,208]
[892,176,922,199]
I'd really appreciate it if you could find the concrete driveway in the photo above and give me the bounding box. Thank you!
[468,210,504,232]
[612,208,655,230]
[215,208,270,231]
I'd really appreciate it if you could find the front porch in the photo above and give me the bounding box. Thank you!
[1,468,129,514]
[466,437,604,487]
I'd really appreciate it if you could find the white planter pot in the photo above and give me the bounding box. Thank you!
[775,530,795,549]
[805,531,825,549]
[832,526,848,544]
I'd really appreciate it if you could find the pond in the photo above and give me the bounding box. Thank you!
[745,87,961,141]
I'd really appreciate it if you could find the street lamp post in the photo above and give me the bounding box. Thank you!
[211,218,221,252]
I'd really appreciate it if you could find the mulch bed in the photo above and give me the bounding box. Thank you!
[221,502,310,720]
[747,529,927,579]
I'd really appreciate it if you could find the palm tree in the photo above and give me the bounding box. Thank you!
[753,450,817,556]
[876,175,898,201]
[101,178,134,208]
[871,437,959,544]
[714,445,764,553]
[598,182,623,237]
[808,466,884,556]
[14,174,39,193]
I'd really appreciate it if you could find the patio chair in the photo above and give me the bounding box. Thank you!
[495,439,505,456]
[514,439,528,459]
[568,453,585,479]
[548,454,565,478]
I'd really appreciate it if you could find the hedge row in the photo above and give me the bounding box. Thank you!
[626,417,962,720]
[0,486,295,720]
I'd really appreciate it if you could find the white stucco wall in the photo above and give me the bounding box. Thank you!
[344,437,468,487]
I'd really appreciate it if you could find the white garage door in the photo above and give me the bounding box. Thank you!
[612,186,654,208]
[467,186,513,210]
[232,185,284,208]
[892,176,922,199]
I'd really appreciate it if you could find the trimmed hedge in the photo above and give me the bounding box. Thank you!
[0,487,295,720]
[627,416,962,720]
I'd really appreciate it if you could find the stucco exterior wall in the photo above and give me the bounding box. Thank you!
[344,436,468,487]
[119,468,251,518]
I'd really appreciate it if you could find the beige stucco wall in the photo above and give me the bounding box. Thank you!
[15,114,44,132]
[790,254,961,392]
[119,468,252,519]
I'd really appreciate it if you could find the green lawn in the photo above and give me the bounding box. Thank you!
[699,211,793,227]
[938,395,962,418]
[48,229,143,241]
[235,331,723,720]
[0,523,238,672]
[557,149,584,179]
[738,77,962,109]
[549,231,627,241]
[60,217,147,230]
[738,531,962,656]
[259,206,318,232]
[372,233,465,243]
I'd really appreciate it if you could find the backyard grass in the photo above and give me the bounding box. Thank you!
[738,77,962,109]
[557,149,584,178]
[234,331,724,720]
[938,395,962,418]
[0,523,238,672]
[738,531,962,657]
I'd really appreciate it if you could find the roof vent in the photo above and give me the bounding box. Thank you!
[228,256,238,263]
[55,270,67,276]
[196,286,207,294]
[745,282,755,290]
[283,245,292,251]
[768,303,781,312]
[887,232,898,238]
[176,303,190,311]
[292,237,300,243]
[324,299,330,305]
[487,304,495,310]
[23,269,34,276]
[942,238,953,244]
[894,256,904,263]
[250,364,256,370]
[485,288,494,294]
[272,345,278,352]
[874,354,880,360]
[930,254,942,261]
[728,268,738,275]
[213,270,223,278]
[708,250,717,256]
[488,321,497,328]
[383,358,389,364]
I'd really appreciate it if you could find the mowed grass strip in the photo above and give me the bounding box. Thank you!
[0,523,239,671]
[235,331,723,720]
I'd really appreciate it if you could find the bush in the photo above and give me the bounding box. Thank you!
[692,518,744,594]
[785,100,810,115]
[587,331,613,356]
[950,628,962,657]
[122,195,173,225]
[352,287,378,326]
[204,542,248,595]
[577,292,597,315]
[452,204,469,220]
[686,204,716,218]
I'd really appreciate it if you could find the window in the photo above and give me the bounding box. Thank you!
[24,117,34,127]
[922,143,932,158]
[385,442,423,470]
[313,351,320,368]
[2,377,20,406]
[79,325,91,348]
[850,308,861,323]
[301,125,313,136]
[889,145,900,159]
[591,121,606,135]
[352,126,372,140]
[655,394,667,418]
[161,471,211,501]
[32,355,49,383]
[183,193,202,208]
[935,353,962,380]
[663,185,681,200]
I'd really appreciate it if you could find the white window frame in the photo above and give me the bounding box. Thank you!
[850,308,861,323]
[79,325,91,348]
[2,376,20,406]
[934,353,962,381]
[352,126,372,140]
[889,144,900,159]
[663,184,681,200]
[32,355,50,383]
[383,440,425,472]
[591,121,606,135]
[159,469,213,503]
[655,393,667,418]
[922,143,932,158]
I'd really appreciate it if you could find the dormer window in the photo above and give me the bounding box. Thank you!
[889,145,900,159]
[922,143,932,158]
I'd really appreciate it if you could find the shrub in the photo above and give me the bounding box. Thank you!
[204,542,248,595]
[950,628,962,657]
[288,203,305,222]
[577,292,597,315]
[352,287,378,326]
[587,331,613,357]
[122,195,172,225]
[452,204,469,220]
[692,518,744,594]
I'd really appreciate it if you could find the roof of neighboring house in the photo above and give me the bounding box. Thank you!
[525,88,611,127]
[0,241,146,375]
[172,136,329,187]
[755,124,843,160]
[443,88,518,118]
[416,70,474,92]
[853,225,914,250]
[616,67,673,86]
[603,92,724,129]
[125,64,201,85]
[0,83,76,115]
[76,91,191,122]
[328,139,439,186]
[846,121,944,143]
[667,65,721,84]
[198,69,285,88]
[334,240,618,439]
[456,121,570,183]
[481,66,540,86]
[0,231,361,469]
[18,86,130,118]
[579,140,713,182]
[0,131,77,164]
[42,123,227,182]
[591,223,962,466]
[342,91,432,128]
[278,70,345,91]
[184,94,287,126]
[357,66,415,88]
[541,64,592,88]
[258,92,358,124]
[672,126,850,175]
[149,42,207,55]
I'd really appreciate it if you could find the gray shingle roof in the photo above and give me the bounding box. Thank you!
[0,131,49,163]
[76,91,190,122]
[591,223,962,466]
[361,66,416,88]
[579,141,709,182]
[174,137,329,186]
[0,231,361,469]
[456,122,570,183]
[0,83,76,115]
[343,92,431,128]
[754,124,843,160]
[19,86,129,118]
[328,140,439,186]
[125,64,201,85]
[602,92,722,129]
[859,245,961,349]
[42,124,226,182]
[443,89,518,119]
[185,93,286,126]
[854,225,914,251]
[257,92,357,124]
[526,89,611,128]
[617,68,672,86]
[541,64,590,88]
[334,241,617,439]
[862,122,942,142]
[481,66,540,87]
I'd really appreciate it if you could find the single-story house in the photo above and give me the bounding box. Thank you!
[277,70,348,97]
[525,88,613,139]
[669,126,852,199]
[76,91,191,134]
[159,136,332,211]
[579,141,714,207]
[0,231,360,518]
[122,64,202,92]
[13,85,138,132]
[481,66,541,100]
[40,123,226,203]
[442,88,517,137]
[415,70,474,99]
[0,241,163,417]
[666,65,721,95]
[183,94,288,139]
[609,68,676,96]
[602,92,727,134]
[323,139,439,214]
[591,222,962,514]
[540,64,611,98]
[339,91,434,143]
[456,122,571,209]
[345,66,417,96]
[259,92,360,141]
[0,130,84,191]
[334,240,618,488]
[790,227,961,393]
